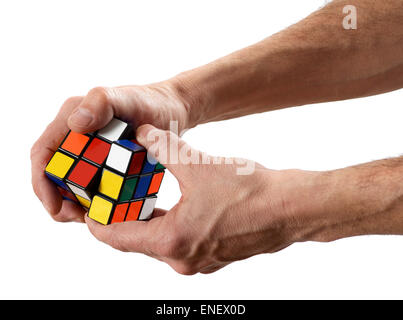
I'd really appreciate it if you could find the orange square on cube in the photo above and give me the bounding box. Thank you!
[125,200,143,221]
[148,171,165,195]
[111,203,129,224]
[61,131,90,156]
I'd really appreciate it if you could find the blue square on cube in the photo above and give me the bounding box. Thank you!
[134,175,152,199]
[45,172,68,190]
[116,140,144,152]
[141,156,157,174]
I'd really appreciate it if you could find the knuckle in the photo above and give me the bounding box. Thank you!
[63,96,82,106]
[172,262,198,276]
[60,96,84,116]
[51,213,69,223]
[30,142,40,160]
[83,87,114,122]
[88,86,110,105]
[159,229,190,259]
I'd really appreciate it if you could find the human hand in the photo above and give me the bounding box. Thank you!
[31,81,193,222]
[85,125,323,274]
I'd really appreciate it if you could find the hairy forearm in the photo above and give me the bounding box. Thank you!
[170,0,403,128]
[282,157,403,243]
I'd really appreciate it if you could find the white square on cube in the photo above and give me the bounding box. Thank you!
[67,183,91,201]
[97,118,128,142]
[106,143,132,174]
[139,197,157,220]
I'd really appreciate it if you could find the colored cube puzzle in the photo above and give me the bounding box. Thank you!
[44,118,165,225]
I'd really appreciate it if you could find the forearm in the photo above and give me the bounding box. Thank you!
[282,157,403,243]
[170,0,403,128]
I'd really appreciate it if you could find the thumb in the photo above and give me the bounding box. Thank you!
[67,87,117,133]
[136,124,198,181]
[85,214,158,255]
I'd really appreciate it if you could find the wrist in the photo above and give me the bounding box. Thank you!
[277,168,367,244]
[281,161,403,244]
[287,169,350,243]
[167,71,214,129]
[268,169,336,244]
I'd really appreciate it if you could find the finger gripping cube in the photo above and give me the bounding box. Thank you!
[44,117,165,225]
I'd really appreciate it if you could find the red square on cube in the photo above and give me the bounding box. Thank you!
[127,151,146,175]
[68,160,99,188]
[83,137,111,165]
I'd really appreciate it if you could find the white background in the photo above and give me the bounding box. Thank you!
[1,0,402,299]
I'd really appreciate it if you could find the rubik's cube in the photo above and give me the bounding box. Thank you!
[44,118,165,225]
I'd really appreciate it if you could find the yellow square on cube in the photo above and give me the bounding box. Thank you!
[45,152,75,179]
[98,169,123,200]
[88,195,113,225]
[76,195,91,209]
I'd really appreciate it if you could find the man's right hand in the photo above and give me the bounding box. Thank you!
[31,81,193,223]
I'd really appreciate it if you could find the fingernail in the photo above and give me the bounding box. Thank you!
[69,108,93,127]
